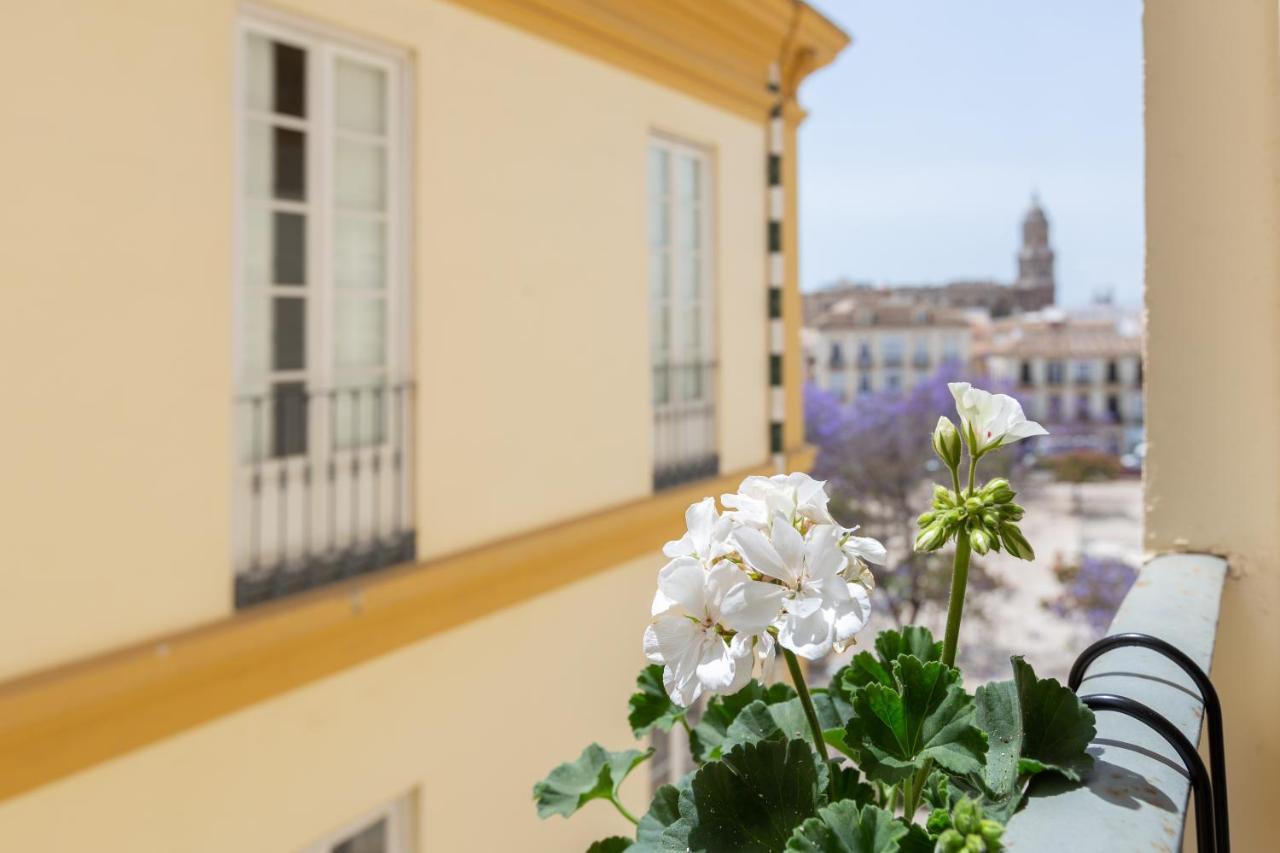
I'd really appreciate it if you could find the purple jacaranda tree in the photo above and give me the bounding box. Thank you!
[806,370,1032,626]
[1044,554,1138,636]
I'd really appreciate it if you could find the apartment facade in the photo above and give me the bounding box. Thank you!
[805,301,972,401]
[0,2,845,850]
[982,309,1144,452]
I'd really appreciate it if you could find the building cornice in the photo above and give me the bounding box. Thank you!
[0,449,815,803]
[444,0,849,121]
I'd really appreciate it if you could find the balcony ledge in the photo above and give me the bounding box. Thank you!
[1005,553,1227,852]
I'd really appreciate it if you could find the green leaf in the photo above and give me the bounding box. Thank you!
[824,761,877,808]
[973,657,1096,819]
[844,657,987,784]
[920,770,953,811]
[785,801,908,852]
[690,680,797,762]
[628,664,686,738]
[834,627,943,702]
[634,778,694,851]
[586,838,634,853]
[533,744,653,819]
[686,738,823,852]
[722,694,843,753]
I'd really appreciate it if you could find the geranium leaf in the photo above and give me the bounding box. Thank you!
[785,801,909,852]
[874,626,943,666]
[629,664,686,738]
[824,760,877,807]
[691,680,797,762]
[833,627,943,704]
[844,657,987,783]
[634,777,695,851]
[533,744,653,819]
[685,738,823,852]
[586,838,634,853]
[723,695,843,753]
[973,656,1096,818]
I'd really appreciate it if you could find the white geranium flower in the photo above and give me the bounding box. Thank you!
[644,559,786,706]
[948,382,1049,455]
[732,520,871,659]
[837,527,887,592]
[663,497,733,568]
[721,472,837,530]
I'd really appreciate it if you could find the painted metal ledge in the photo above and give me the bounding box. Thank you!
[1005,553,1227,852]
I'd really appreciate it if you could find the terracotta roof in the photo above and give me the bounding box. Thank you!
[988,319,1141,358]
[810,299,971,330]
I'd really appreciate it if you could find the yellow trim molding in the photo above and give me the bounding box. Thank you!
[0,452,813,803]
[444,0,849,121]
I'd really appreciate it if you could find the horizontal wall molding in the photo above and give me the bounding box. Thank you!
[443,0,848,121]
[0,450,814,803]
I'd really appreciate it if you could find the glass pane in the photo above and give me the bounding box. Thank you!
[648,194,669,249]
[332,817,386,853]
[273,211,306,285]
[273,42,306,118]
[676,253,700,301]
[677,204,700,249]
[653,364,670,406]
[243,206,270,286]
[676,154,701,204]
[648,147,669,198]
[648,251,669,298]
[245,35,272,112]
[241,288,269,377]
[245,121,272,200]
[335,58,387,134]
[332,384,387,449]
[271,381,308,458]
[687,303,702,350]
[335,296,386,368]
[651,304,670,354]
[683,362,704,401]
[335,216,386,289]
[272,296,306,371]
[274,127,306,201]
[335,138,386,211]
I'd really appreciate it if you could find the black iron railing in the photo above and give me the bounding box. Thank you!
[653,361,719,491]
[233,381,415,608]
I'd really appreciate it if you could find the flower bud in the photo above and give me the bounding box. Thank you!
[936,829,965,852]
[998,502,1025,522]
[980,478,1015,504]
[964,836,987,853]
[918,511,937,527]
[932,484,957,509]
[968,525,992,555]
[915,521,949,552]
[999,522,1035,561]
[932,416,963,470]
[952,797,979,835]
[926,808,952,835]
[964,496,984,514]
[979,819,1005,846]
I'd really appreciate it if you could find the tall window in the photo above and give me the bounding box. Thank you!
[301,795,413,853]
[649,136,717,491]
[234,14,413,607]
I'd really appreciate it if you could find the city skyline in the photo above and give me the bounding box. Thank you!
[798,1,1144,306]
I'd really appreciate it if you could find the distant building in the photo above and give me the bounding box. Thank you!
[807,197,1058,320]
[806,301,972,402]
[981,308,1144,453]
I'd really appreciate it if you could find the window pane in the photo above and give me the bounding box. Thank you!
[648,194,669,248]
[335,296,386,368]
[676,253,700,301]
[273,211,306,285]
[332,817,387,853]
[332,383,387,449]
[335,139,386,211]
[241,288,269,377]
[272,296,306,371]
[649,250,669,299]
[271,381,308,458]
[335,216,386,288]
[651,303,670,354]
[677,204,700,249]
[273,42,306,118]
[648,147,669,197]
[335,58,387,134]
[274,127,306,201]
[676,154,701,204]
[245,121,272,200]
[246,35,273,112]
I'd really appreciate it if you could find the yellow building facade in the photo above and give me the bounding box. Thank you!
[0,0,845,850]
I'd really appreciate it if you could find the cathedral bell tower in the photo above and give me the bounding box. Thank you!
[1016,194,1056,308]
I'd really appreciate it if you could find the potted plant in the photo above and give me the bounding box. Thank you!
[534,384,1096,852]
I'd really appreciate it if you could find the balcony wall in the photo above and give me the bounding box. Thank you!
[1144,1,1280,849]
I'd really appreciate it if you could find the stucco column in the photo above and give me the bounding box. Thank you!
[1144,2,1280,848]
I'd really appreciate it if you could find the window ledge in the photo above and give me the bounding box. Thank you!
[0,449,813,803]
[1004,553,1228,851]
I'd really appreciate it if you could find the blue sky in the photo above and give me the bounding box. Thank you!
[797,1,1144,306]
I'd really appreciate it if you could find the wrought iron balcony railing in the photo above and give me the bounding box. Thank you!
[652,361,719,492]
[232,381,415,608]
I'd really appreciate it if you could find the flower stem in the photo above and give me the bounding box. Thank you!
[783,648,830,763]
[609,794,640,826]
[941,532,972,668]
[966,455,978,497]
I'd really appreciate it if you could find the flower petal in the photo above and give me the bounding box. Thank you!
[733,525,792,583]
[656,557,707,616]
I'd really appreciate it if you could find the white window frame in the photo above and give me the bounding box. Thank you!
[232,8,414,580]
[299,795,414,853]
[647,133,718,483]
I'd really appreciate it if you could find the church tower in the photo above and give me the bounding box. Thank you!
[1015,195,1056,308]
